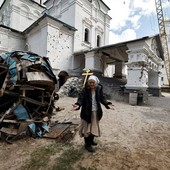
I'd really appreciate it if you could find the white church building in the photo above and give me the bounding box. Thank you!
[0,0,167,98]
[0,0,111,73]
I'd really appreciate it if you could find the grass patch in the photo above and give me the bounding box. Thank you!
[21,141,98,170]
[21,142,84,170]
[21,143,63,170]
[52,146,83,170]
[79,167,97,170]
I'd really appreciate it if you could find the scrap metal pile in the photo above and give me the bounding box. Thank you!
[0,51,59,143]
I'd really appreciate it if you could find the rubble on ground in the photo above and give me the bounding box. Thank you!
[0,50,78,143]
[57,77,83,97]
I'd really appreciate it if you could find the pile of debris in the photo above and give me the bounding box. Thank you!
[0,50,60,143]
[57,77,83,97]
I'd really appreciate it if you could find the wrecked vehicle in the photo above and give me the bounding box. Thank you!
[0,50,59,143]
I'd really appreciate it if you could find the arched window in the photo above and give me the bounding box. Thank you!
[84,28,89,42]
[97,35,100,47]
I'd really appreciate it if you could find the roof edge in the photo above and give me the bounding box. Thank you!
[0,24,23,34]
[0,0,6,10]
[24,13,77,34]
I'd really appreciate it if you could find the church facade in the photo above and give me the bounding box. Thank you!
[0,0,167,98]
[0,0,111,74]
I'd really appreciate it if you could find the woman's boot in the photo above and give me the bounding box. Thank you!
[84,137,94,152]
[90,135,97,146]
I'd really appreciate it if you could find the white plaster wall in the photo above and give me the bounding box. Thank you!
[74,0,111,51]
[0,1,11,27]
[148,71,161,88]
[94,55,102,71]
[85,54,94,69]
[104,15,111,45]
[0,27,25,52]
[160,62,169,85]
[46,25,74,71]
[58,0,76,27]
[126,68,148,88]
[8,0,43,31]
[26,21,74,72]
[26,25,47,56]
[46,0,111,52]
[84,51,103,72]
[0,29,9,51]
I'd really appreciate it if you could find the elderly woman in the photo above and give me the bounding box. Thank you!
[72,75,114,152]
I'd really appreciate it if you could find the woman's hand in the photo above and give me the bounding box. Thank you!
[108,104,114,110]
[72,104,79,111]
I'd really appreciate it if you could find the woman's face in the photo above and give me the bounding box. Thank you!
[88,80,96,89]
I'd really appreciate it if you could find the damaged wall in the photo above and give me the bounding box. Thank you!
[25,16,75,74]
[126,37,163,96]
[46,25,74,72]
[45,0,111,52]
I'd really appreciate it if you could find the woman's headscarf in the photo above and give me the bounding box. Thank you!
[88,75,100,84]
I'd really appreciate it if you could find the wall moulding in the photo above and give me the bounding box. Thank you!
[82,17,93,26]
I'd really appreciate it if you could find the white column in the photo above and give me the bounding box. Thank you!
[148,63,162,96]
[126,62,148,89]
[84,51,103,73]
[125,43,149,90]
[114,61,126,78]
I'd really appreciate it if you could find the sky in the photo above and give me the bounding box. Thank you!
[0,0,170,44]
[102,0,170,44]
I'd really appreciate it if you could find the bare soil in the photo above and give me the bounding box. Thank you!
[1,93,170,170]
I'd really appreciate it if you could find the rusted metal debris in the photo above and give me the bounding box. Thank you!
[0,50,61,143]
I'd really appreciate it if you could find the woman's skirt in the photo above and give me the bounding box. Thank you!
[79,111,101,137]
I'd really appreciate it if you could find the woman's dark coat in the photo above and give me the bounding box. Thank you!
[75,84,112,123]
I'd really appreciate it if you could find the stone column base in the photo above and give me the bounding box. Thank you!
[148,87,161,97]
[124,89,149,105]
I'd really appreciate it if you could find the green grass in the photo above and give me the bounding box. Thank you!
[21,143,63,170]
[52,146,83,170]
[79,167,97,170]
[21,143,84,170]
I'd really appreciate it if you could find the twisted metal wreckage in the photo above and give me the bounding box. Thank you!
[0,51,77,143]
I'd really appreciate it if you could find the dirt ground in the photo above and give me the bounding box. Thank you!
[0,92,170,170]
